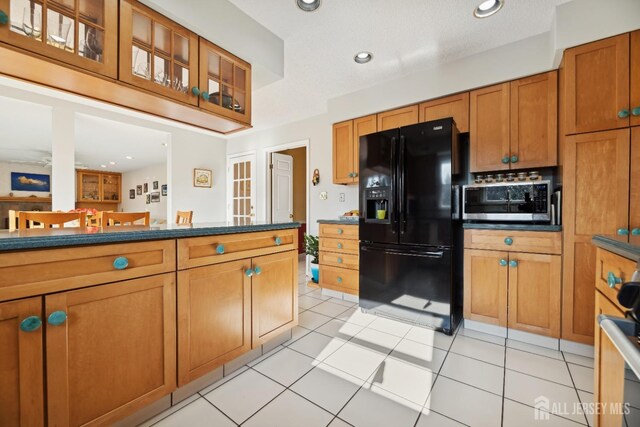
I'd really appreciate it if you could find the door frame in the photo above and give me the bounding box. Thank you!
[226,151,257,222]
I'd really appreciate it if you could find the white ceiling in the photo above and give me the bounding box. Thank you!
[0,96,52,164]
[229,0,572,130]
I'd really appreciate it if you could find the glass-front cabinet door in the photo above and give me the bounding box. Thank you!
[199,38,251,124]
[119,0,199,106]
[0,0,118,77]
[101,173,120,202]
[77,171,101,202]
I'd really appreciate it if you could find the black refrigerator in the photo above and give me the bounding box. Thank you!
[359,118,463,335]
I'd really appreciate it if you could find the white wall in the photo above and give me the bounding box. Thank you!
[121,163,167,223]
[0,162,52,198]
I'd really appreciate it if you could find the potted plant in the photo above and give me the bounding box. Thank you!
[304,233,320,283]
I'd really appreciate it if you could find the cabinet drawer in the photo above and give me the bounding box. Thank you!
[319,265,359,295]
[320,237,359,255]
[320,251,359,270]
[319,224,359,240]
[464,229,562,254]
[595,248,637,312]
[0,240,176,302]
[178,229,297,270]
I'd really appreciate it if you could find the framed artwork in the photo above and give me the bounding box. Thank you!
[143,183,148,193]
[151,192,160,203]
[129,189,135,199]
[136,185,142,195]
[146,194,150,204]
[193,168,212,188]
[161,184,167,196]
[11,172,51,192]
[153,181,159,190]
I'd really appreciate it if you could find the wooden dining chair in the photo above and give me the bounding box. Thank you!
[101,211,150,226]
[18,211,87,230]
[175,210,193,225]
[8,210,18,231]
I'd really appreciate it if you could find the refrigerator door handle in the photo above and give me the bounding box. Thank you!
[390,136,397,234]
[399,135,407,234]
[361,246,444,259]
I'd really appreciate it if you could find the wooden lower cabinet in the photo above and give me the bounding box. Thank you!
[0,297,44,427]
[177,260,252,386]
[46,273,177,426]
[463,249,508,326]
[251,250,298,346]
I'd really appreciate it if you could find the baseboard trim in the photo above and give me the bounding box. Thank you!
[508,329,559,350]
[560,339,595,357]
[463,319,507,338]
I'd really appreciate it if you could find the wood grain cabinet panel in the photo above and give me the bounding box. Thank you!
[377,105,419,131]
[319,237,359,255]
[319,223,358,240]
[419,92,470,132]
[319,264,359,295]
[507,253,561,337]
[352,114,377,182]
[470,83,511,172]
[510,71,558,169]
[45,273,176,426]
[631,128,640,231]
[333,120,355,184]
[464,229,562,255]
[463,249,508,326]
[562,129,631,344]
[0,297,44,427]
[563,33,630,134]
[251,250,298,347]
[632,30,640,127]
[319,251,359,270]
[178,260,252,385]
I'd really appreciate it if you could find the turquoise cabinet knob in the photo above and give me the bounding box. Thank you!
[501,156,509,164]
[337,257,343,264]
[509,260,518,268]
[191,87,201,96]
[254,266,262,275]
[348,173,353,178]
[47,311,67,326]
[113,256,129,270]
[337,276,343,284]
[617,228,629,236]
[216,244,225,254]
[274,237,282,246]
[201,92,210,101]
[607,272,622,288]
[632,107,640,116]
[337,229,343,235]
[504,237,513,246]
[20,316,42,332]
[337,243,343,249]
[511,155,518,164]
[499,259,508,267]
[245,268,253,277]
[618,109,630,119]
[632,228,640,236]
[353,172,358,177]
[0,10,8,25]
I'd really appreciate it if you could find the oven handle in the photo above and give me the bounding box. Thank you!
[599,315,640,379]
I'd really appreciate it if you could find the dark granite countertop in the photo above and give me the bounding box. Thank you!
[463,223,562,232]
[592,235,640,262]
[317,219,359,225]
[0,222,300,251]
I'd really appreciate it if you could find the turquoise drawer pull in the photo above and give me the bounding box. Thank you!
[47,311,67,326]
[274,237,282,246]
[499,259,508,267]
[337,257,343,264]
[245,268,253,277]
[510,155,518,163]
[201,92,210,101]
[20,316,42,332]
[337,243,343,249]
[501,156,509,164]
[0,10,8,25]
[337,228,344,235]
[348,172,354,178]
[113,256,129,270]
[632,107,640,116]
[353,172,358,177]
[254,266,262,275]
[607,272,622,288]
[216,244,225,254]
[617,228,630,236]
[632,228,640,236]
[191,86,201,96]
[509,260,518,268]
[337,276,343,284]
[618,109,630,119]
[504,237,513,246]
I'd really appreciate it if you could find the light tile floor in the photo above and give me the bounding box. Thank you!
[140,256,640,426]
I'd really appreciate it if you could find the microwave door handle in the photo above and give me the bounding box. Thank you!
[390,136,397,234]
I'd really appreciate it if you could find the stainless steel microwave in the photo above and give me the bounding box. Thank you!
[462,180,551,222]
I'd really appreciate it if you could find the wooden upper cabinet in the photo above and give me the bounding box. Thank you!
[564,33,630,134]
[352,114,377,182]
[631,30,640,127]
[0,0,118,78]
[0,297,44,427]
[46,274,176,426]
[510,71,558,169]
[199,38,252,125]
[119,0,200,106]
[377,105,419,131]
[76,170,121,203]
[333,120,354,184]
[463,249,508,326]
[419,92,470,132]
[562,128,630,345]
[470,83,510,172]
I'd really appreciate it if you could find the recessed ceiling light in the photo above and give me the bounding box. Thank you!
[100,164,107,168]
[296,0,321,12]
[474,0,504,18]
[109,161,116,165]
[125,155,134,160]
[354,51,373,64]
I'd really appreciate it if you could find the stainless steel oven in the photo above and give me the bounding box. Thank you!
[462,180,551,222]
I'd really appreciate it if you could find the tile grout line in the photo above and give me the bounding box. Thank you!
[501,334,507,427]
[561,351,591,426]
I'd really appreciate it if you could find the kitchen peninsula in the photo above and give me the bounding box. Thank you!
[0,222,299,426]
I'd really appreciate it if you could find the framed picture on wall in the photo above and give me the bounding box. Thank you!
[153,181,159,190]
[151,192,160,203]
[161,184,167,196]
[11,172,51,192]
[143,183,148,193]
[193,168,212,188]
[146,194,150,204]
[136,185,142,195]
[129,189,135,199]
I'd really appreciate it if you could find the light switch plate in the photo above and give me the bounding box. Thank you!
[339,193,345,202]
[320,191,328,200]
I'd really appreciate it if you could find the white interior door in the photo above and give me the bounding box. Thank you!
[271,153,293,222]
[227,154,256,224]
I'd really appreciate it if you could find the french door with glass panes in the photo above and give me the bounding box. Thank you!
[228,154,256,224]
